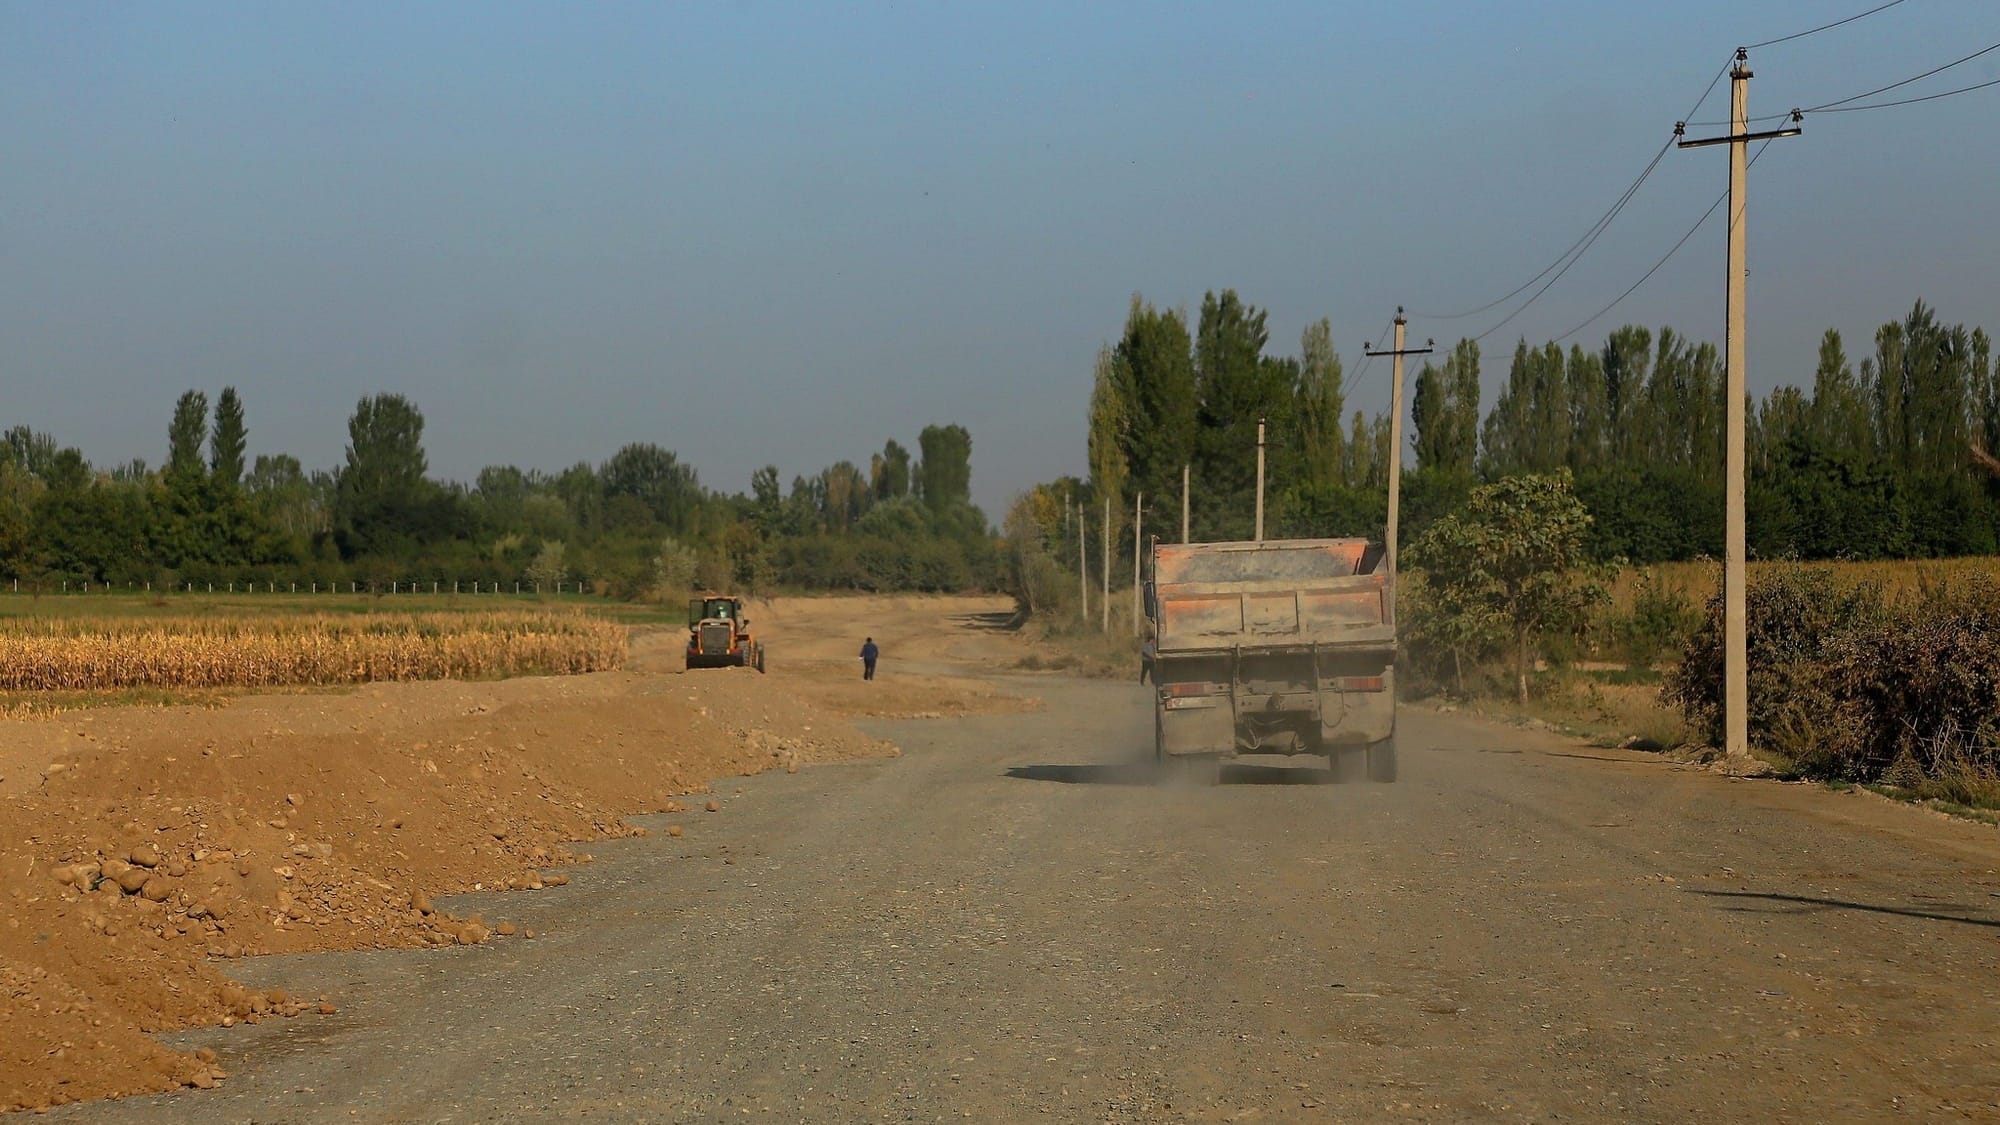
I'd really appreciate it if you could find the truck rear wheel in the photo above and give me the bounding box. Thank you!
[1328,746,1367,783]
[1367,737,1398,783]
[1368,736,1400,780]
[1166,754,1219,785]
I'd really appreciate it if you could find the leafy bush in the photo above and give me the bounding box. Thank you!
[1405,470,1614,703]
[1666,565,2000,783]
[1397,569,1506,698]
[1836,573,2000,780]
[1664,566,1881,773]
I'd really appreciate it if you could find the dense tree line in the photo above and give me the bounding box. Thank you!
[0,394,997,596]
[1468,301,1996,561]
[1013,291,1997,584]
[1081,292,1395,549]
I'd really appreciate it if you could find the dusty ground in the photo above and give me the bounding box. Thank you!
[16,594,2000,1120]
[0,596,1029,1112]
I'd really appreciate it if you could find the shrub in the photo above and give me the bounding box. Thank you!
[1665,565,2000,783]
[1664,566,1881,773]
[1405,471,1614,703]
[1836,573,2000,779]
[1398,569,1505,699]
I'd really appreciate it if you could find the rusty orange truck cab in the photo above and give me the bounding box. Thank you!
[685,594,766,672]
[1146,538,1396,782]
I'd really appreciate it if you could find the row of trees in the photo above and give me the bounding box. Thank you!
[1443,301,1996,561]
[1083,291,1396,549]
[0,393,1000,596]
[1011,292,1996,593]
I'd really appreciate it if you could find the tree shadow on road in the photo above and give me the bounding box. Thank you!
[1693,889,2000,929]
[1004,762,1342,786]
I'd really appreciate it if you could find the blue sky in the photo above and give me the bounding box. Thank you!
[3,1,1995,516]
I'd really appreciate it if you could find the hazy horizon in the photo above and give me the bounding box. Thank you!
[4,1,1996,516]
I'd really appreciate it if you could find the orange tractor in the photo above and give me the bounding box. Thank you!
[685,593,766,672]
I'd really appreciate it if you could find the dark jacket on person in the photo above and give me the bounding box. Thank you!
[860,641,880,663]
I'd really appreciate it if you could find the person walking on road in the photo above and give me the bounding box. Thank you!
[860,637,879,681]
[1140,637,1156,685]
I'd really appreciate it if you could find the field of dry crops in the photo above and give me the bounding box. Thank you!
[0,611,627,691]
[1611,556,2000,610]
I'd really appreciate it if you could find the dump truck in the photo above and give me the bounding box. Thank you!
[1146,537,1396,782]
[685,593,766,672]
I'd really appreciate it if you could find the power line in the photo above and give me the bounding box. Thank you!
[1812,72,2000,113]
[1409,57,1733,323]
[1746,0,1911,49]
[1803,40,2000,111]
[1551,138,1780,345]
[1409,136,1675,321]
[1686,109,1796,127]
[1341,320,1396,400]
[1465,137,1677,344]
[1689,40,2000,125]
[1683,55,1737,122]
[1553,35,2000,347]
[1403,6,1940,345]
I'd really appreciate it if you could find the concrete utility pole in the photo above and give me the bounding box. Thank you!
[1678,49,1800,758]
[1102,496,1112,633]
[1132,492,1144,634]
[1181,464,1190,544]
[1076,500,1088,624]
[1366,311,1434,600]
[1254,418,1267,541]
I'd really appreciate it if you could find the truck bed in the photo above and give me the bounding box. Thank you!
[1147,538,1396,768]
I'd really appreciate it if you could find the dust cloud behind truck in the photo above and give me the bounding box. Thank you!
[1146,537,1397,782]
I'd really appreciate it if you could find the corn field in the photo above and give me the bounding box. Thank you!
[1608,556,2000,612]
[0,612,627,691]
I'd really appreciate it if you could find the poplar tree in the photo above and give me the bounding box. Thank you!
[1297,318,1346,488]
[1113,297,1197,511]
[1809,329,1871,456]
[1601,326,1653,463]
[1086,345,1129,519]
[167,391,209,481]
[210,387,247,487]
[915,424,972,513]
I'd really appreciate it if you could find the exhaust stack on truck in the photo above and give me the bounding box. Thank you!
[1146,537,1397,782]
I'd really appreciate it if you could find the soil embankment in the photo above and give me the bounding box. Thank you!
[0,595,1028,1112]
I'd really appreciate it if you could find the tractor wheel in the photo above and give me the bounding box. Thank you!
[755,647,767,674]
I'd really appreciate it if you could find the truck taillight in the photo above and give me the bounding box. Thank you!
[1334,676,1386,692]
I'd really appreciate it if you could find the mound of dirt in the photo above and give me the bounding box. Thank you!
[0,628,1024,1113]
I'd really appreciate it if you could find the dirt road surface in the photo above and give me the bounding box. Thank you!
[53,597,2000,1121]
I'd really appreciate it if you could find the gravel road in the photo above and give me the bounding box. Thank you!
[60,675,2000,1122]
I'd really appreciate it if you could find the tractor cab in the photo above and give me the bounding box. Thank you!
[688,595,740,627]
